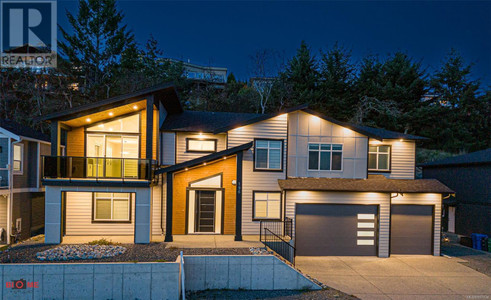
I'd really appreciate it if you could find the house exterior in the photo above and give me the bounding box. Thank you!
[420,149,491,236]
[0,119,51,244]
[40,84,453,257]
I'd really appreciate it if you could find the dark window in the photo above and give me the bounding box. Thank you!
[308,143,343,171]
[254,139,283,171]
[368,145,391,171]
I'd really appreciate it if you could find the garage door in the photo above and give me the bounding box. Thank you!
[295,204,378,256]
[391,205,433,255]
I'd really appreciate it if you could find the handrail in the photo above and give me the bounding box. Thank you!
[263,227,296,265]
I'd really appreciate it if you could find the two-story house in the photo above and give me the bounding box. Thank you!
[40,84,452,257]
[0,119,50,244]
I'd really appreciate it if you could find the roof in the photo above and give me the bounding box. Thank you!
[419,148,491,167]
[38,83,182,122]
[302,108,428,141]
[278,175,454,194]
[155,142,253,174]
[0,119,50,142]
[161,111,264,133]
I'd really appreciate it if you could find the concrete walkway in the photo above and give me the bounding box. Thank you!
[296,255,491,299]
[165,235,263,248]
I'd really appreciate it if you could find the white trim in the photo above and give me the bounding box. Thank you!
[13,143,24,175]
[368,144,390,171]
[18,135,50,145]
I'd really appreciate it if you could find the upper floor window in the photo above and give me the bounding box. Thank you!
[254,139,283,171]
[368,145,390,171]
[186,138,217,153]
[13,144,23,174]
[308,143,343,171]
[87,114,139,133]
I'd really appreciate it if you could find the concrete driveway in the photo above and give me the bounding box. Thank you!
[296,255,491,299]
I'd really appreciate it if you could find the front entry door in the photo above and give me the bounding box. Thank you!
[195,190,216,233]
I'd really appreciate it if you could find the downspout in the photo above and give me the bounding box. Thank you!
[7,138,21,244]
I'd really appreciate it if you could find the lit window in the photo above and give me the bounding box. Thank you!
[254,139,283,171]
[308,143,343,171]
[368,145,391,171]
[93,192,131,222]
[186,138,217,153]
[87,114,140,133]
[253,192,281,220]
[13,144,23,173]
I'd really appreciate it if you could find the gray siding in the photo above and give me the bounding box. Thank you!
[285,191,391,258]
[227,114,288,235]
[176,132,227,163]
[161,132,176,165]
[288,111,368,179]
[369,139,416,179]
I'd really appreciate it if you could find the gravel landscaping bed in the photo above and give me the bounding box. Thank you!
[187,289,358,300]
[36,244,127,261]
[0,243,252,263]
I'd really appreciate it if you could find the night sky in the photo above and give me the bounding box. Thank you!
[57,1,491,87]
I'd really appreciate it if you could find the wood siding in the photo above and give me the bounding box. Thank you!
[369,139,416,179]
[391,193,442,256]
[161,132,176,165]
[288,111,368,179]
[285,191,391,257]
[66,127,85,157]
[65,191,135,236]
[227,114,288,235]
[172,157,236,235]
[175,132,227,163]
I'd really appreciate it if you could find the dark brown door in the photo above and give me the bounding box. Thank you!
[390,205,433,255]
[195,190,216,233]
[295,204,378,256]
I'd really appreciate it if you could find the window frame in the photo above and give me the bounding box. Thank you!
[368,145,392,172]
[92,192,132,223]
[253,138,284,172]
[307,143,344,172]
[252,191,282,221]
[13,143,24,175]
[185,138,218,153]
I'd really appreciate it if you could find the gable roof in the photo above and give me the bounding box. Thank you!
[278,176,453,194]
[38,83,182,122]
[0,119,50,142]
[419,148,491,167]
[155,141,253,174]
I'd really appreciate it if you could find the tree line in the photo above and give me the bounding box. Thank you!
[0,0,489,160]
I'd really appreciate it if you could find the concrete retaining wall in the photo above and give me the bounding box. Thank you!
[0,262,180,300]
[183,255,321,291]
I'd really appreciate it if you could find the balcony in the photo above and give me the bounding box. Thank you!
[42,156,155,182]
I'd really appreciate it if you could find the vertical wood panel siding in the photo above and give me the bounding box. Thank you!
[141,109,147,159]
[152,184,162,236]
[228,114,288,235]
[66,127,85,157]
[172,157,237,235]
[369,139,415,179]
[153,109,159,161]
[161,132,176,165]
[288,111,368,179]
[285,191,391,258]
[65,191,135,236]
[175,132,227,163]
[391,193,442,256]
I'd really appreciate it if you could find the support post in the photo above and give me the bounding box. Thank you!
[164,172,173,242]
[235,151,243,241]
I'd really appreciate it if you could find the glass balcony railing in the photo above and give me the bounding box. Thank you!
[42,156,154,181]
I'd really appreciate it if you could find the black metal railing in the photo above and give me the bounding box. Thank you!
[42,156,154,181]
[262,228,296,265]
[259,217,293,241]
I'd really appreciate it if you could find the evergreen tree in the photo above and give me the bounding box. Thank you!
[59,0,135,100]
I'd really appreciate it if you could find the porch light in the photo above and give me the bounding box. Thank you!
[203,162,207,166]
[399,139,403,142]
[133,105,138,110]
[109,112,114,116]
[199,132,203,136]
[185,168,189,171]
[86,118,91,123]
[223,156,227,159]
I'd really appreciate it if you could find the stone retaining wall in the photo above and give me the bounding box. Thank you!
[183,255,321,291]
[0,262,180,300]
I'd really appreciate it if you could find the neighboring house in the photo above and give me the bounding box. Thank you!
[420,149,491,236]
[40,83,453,257]
[166,58,227,87]
[0,120,51,244]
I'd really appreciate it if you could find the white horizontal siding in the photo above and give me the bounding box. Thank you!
[152,184,162,236]
[176,132,227,163]
[369,139,416,179]
[161,132,176,165]
[0,195,7,233]
[285,191,390,258]
[391,193,442,256]
[228,114,288,235]
[288,111,368,179]
[65,191,135,236]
